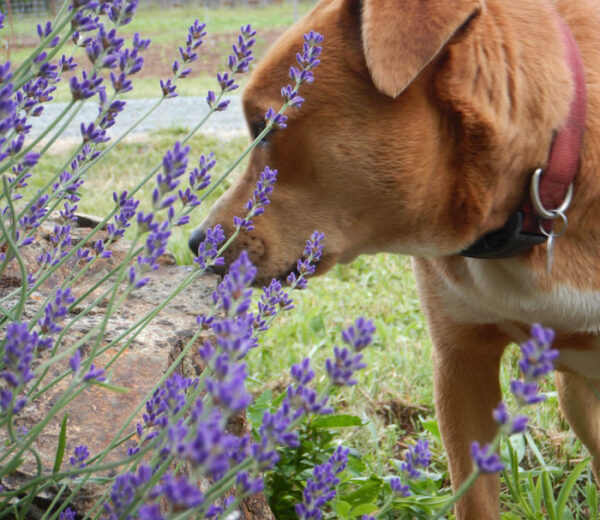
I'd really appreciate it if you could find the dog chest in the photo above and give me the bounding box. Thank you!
[423,257,600,334]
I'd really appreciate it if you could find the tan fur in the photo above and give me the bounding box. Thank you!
[192,0,600,517]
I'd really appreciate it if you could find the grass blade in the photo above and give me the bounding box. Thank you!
[541,470,558,520]
[555,458,590,517]
[52,413,68,474]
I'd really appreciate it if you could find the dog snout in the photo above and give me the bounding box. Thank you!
[188,227,206,255]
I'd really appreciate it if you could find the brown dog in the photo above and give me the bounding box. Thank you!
[189,0,600,517]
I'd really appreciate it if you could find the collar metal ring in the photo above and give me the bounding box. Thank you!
[530,168,574,220]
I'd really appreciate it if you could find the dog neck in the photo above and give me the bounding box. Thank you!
[460,12,586,259]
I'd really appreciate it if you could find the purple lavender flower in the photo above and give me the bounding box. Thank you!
[153,141,189,206]
[104,465,153,520]
[83,364,105,383]
[1,322,37,389]
[18,193,49,230]
[133,32,151,51]
[183,409,240,480]
[69,444,90,469]
[287,230,325,289]
[236,471,264,495]
[227,25,256,75]
[160,78,177,98]
[69,349,82,374]
[325,346,367,386]
[205,497,236,519]
[98,94,127,130]
[107,190,139,240]
[118,47,144,76]
[107,0,138,26]
[151,473,204,509]
[254,278,294,331]
[69,71,103,100]
[136,504,164,520]
[58,55,77,73]
[37,288,75,347]
[264,107,288,131]
[204,25,256,111]
[324,317,373,390]
[281,84,304,108]
[518,324,558,380]
[493,402,528,434]
[390,477,411,497]
[291,358,315,385]
[142,374,197,431]
[209,314,257,360]
[189,153,215,191]
[342,317,376,351]
[59,508,76,520]
[213,251,256,316]
[510,379,545,406]
[259,401,299,449]
[206,90,229,111]
[234,166,277,231]
[80,121,109,144]
[205,355,252,414]
[192,225,226,271]
[37,21,59,47]
[401,439,431,479]
[471,441,504,473]
[37,225,73,270]
[295,446,348,519]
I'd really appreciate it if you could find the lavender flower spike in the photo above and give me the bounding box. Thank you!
[342,317,376,351]
[287,230,325,289]
[295,446,348,519]
[493,401,528,434]
[518,323,558,381]
[471,441,504,474]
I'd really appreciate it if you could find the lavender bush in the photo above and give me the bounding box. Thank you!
[0,2,584,519]
[0,2,359,518]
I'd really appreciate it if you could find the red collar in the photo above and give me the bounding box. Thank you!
[461,14,586,259]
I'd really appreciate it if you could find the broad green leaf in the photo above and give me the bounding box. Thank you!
[312,414,365,428]
[342,478,382,507]
[421,417,441,441]
[350,503,379,517]
[336,500,351,519]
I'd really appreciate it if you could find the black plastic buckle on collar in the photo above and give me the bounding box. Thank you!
[459,211,547,259]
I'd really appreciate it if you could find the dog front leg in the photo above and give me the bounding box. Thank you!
[432,323,506,520]
[412,259,507,519]
[556,371,600,486]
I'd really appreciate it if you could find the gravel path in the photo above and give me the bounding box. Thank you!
[29,95,247,142]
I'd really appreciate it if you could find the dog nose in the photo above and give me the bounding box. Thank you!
[188,227,206,255]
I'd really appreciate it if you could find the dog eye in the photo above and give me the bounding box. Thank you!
[250,119,269,144]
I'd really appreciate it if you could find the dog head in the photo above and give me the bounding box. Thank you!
[189,0,572,284]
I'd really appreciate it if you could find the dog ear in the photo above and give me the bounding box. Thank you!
[361,0,483,97]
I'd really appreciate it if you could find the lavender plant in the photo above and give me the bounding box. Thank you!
[0,3,350,518]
